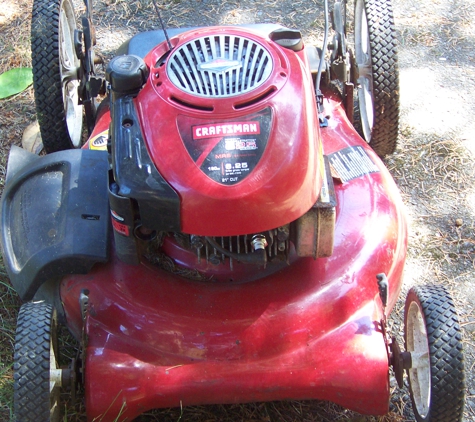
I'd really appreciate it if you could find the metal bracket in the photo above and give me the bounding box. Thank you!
[78,289,89,393]
[344,82,354,123]
[79,289,90,322]
[377,273,389,311]
[295,156,336,258]
[390,337,412,388]
[329,1,350,85]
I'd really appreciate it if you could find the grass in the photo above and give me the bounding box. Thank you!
[0,4,33,416]
[0,264,19,422]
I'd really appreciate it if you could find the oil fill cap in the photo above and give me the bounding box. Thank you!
[106,55,150,95]
[269,28,303,52]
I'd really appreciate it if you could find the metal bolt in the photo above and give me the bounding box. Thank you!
[209,254,221,265]
[277,225,289,241]
[251,234,268,251]
[190,235,204,249]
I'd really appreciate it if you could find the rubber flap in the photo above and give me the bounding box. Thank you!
[0,147,110,300]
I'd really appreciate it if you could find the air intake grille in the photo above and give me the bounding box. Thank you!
[166,34,273,98]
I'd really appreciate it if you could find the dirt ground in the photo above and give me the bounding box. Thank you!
[0,0,474,420]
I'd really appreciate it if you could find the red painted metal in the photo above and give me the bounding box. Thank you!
[134,27,323,236]
[62,91,407,420]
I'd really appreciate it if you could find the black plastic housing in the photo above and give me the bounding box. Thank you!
[108,181,140,265]
[116,24,292,58]
[110,96,181,232]
[106,55,150,98]
[0,147,110,300]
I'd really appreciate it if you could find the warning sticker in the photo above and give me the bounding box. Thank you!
[178,108,272,186]
[111,218,129,236]
[89,130,109,151]
[328,146,379,183]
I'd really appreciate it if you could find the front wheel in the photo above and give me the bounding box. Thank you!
[14,301,62,422]
[404,285,465,422]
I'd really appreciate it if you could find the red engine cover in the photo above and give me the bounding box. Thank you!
[135,27,323,236]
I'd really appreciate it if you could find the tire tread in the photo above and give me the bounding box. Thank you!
[405,285,465,422]
[31,0,78,152]
[14,302,55,422]
[357,0,400,157]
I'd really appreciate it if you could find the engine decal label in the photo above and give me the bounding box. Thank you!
[192,122,260,139]
[328,146,379,183]
[178,108,272,186]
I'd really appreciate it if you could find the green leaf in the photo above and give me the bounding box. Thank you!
[0,68,33,99]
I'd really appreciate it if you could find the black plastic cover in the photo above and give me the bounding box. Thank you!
[269,28,303,51]
[108,182,140,265]
[116,28,196,58]
[117,24,293,58]
[1,147,110,300]
[111,97,181,232]
[106,55,150,97]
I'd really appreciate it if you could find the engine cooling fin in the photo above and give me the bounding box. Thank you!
[166,34,273,98]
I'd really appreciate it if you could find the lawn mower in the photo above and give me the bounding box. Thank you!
[0,0,466,420]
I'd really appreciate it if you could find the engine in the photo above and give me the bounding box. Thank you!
[105,26,335,279]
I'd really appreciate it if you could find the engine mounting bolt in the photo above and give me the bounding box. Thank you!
[277,226,289,241]
[251,234,268,251]
[209,254,221,265]
[190,235,204,249]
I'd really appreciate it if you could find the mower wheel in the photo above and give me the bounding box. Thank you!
[32,0,84,152]
[354,0,399,157]
[404,285,465,422]
[14,301,62,422]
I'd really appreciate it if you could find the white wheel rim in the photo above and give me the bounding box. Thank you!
[406,301,431,418]
[354,0,374,142]
[59,0,83,147]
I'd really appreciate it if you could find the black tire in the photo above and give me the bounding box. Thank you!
[14,301,62,422]
[32,0,84,153]
[404,285,465,422]
[354,0,399,157]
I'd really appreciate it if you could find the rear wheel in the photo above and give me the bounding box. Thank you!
[32,0,84,153]
[404,285,465,422]
[14,301,62,422]
[354,0,399,157]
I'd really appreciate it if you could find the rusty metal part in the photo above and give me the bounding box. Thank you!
[390,336,412,388]
[349,47,358,84]
[345,82,354,123]
[295,156,336,258]
[61,357,79,403]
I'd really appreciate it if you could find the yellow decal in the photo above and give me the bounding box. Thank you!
[89,130,109,151]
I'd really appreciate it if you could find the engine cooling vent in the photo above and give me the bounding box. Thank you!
[166,34,273,98]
